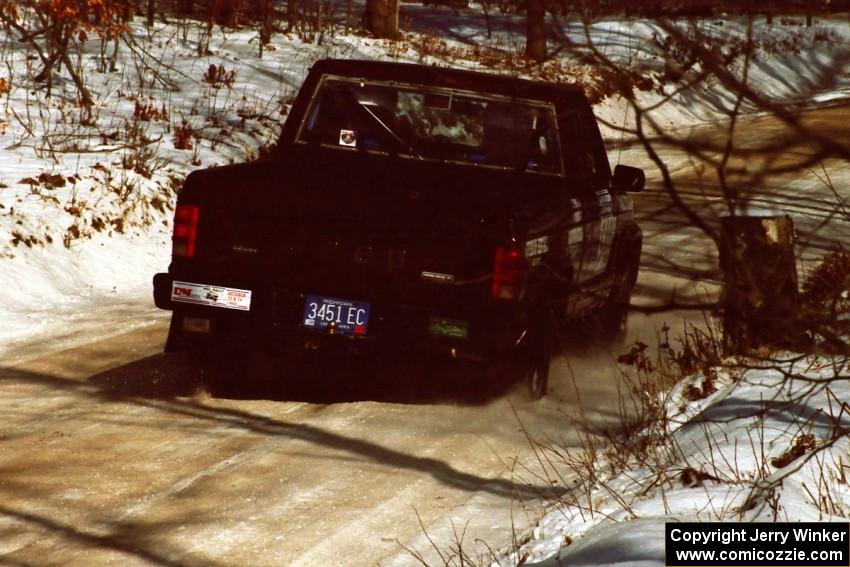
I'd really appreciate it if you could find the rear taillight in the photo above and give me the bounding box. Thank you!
[172,204,199,258]
[492,247,526,301]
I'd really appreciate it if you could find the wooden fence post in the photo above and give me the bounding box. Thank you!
[719,212,800,352]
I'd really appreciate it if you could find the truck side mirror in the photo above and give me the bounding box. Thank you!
[612,165,645,193]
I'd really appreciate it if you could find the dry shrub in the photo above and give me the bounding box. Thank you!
[679,466,719,487]
[683,368,718,402]
[121,146,164,179]
[10,231,43,247]
[19,172,68,190]
[798,250,850,352]
[133,97,169,122]
[619,322,725,383]
[771,434,817,468]
[803,250,850,315]
[609,321,729,466]
[616,340,655,373]
[203,64,237,89]
[413,29,461,60]
[173,119,195,150]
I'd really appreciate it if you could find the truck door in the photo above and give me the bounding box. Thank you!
[559,109,616,310]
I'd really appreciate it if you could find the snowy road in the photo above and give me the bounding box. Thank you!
[0,318,634,566]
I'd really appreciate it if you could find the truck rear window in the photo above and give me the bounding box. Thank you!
[296,75,564,176]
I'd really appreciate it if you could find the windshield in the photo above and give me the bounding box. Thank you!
[297,76,563,175]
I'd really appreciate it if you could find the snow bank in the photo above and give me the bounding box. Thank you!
[512,356,850,566]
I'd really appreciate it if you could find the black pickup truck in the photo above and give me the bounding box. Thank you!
[153,59,645,398]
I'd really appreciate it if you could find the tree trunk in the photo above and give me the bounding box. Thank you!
[109,36,120,72]
[526,0,546,62]
[59,44,93,109]
[343,0,351,32]
[481,0,492,38]
[178,0,193,16]
[720,213,801,352]
[365,0,399,38]
[216,0,237,26]
[258,0,273,56]
[315,0,323,43]
[147,0,155,26]
[285,0,297,32]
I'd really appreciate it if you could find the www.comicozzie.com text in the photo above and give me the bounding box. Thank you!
[669,527,847,546]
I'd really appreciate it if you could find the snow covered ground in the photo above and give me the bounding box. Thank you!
[1,6,849,565]
[507,352,850,566]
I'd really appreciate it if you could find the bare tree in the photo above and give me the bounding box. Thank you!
[0,1,132,120]
[252,0,274,57]
[546,6,850,352]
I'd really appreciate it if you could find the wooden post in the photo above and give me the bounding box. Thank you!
[719,212,800,352]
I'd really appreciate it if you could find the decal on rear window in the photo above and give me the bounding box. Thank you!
[339,129,357,146]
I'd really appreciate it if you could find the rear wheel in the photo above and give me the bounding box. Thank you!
[164,313,187,353]
[596,241,640,345]
[525,358,548,400]
[596,296,628,345]
[198,342,255,397]
[524,308,556,400]
[197,347,231,396]
[183,320,253,397]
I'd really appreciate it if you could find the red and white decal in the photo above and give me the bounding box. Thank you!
[170,281,252,311]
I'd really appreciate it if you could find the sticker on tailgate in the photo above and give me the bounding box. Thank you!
[171,281,252,311]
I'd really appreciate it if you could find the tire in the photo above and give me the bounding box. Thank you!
[197,348,232,396]
[188,324,252,397]
[524,308,556,400]
[199,344,254,397]
[164,313,187,353]
[596,295,628,345]
[596,241,640,345]
[525,357,549,400]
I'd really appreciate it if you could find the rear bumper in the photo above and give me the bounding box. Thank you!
[153,273,523,360]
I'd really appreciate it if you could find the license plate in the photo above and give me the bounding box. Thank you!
[171,281,252,311]
[303,295,370,336]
